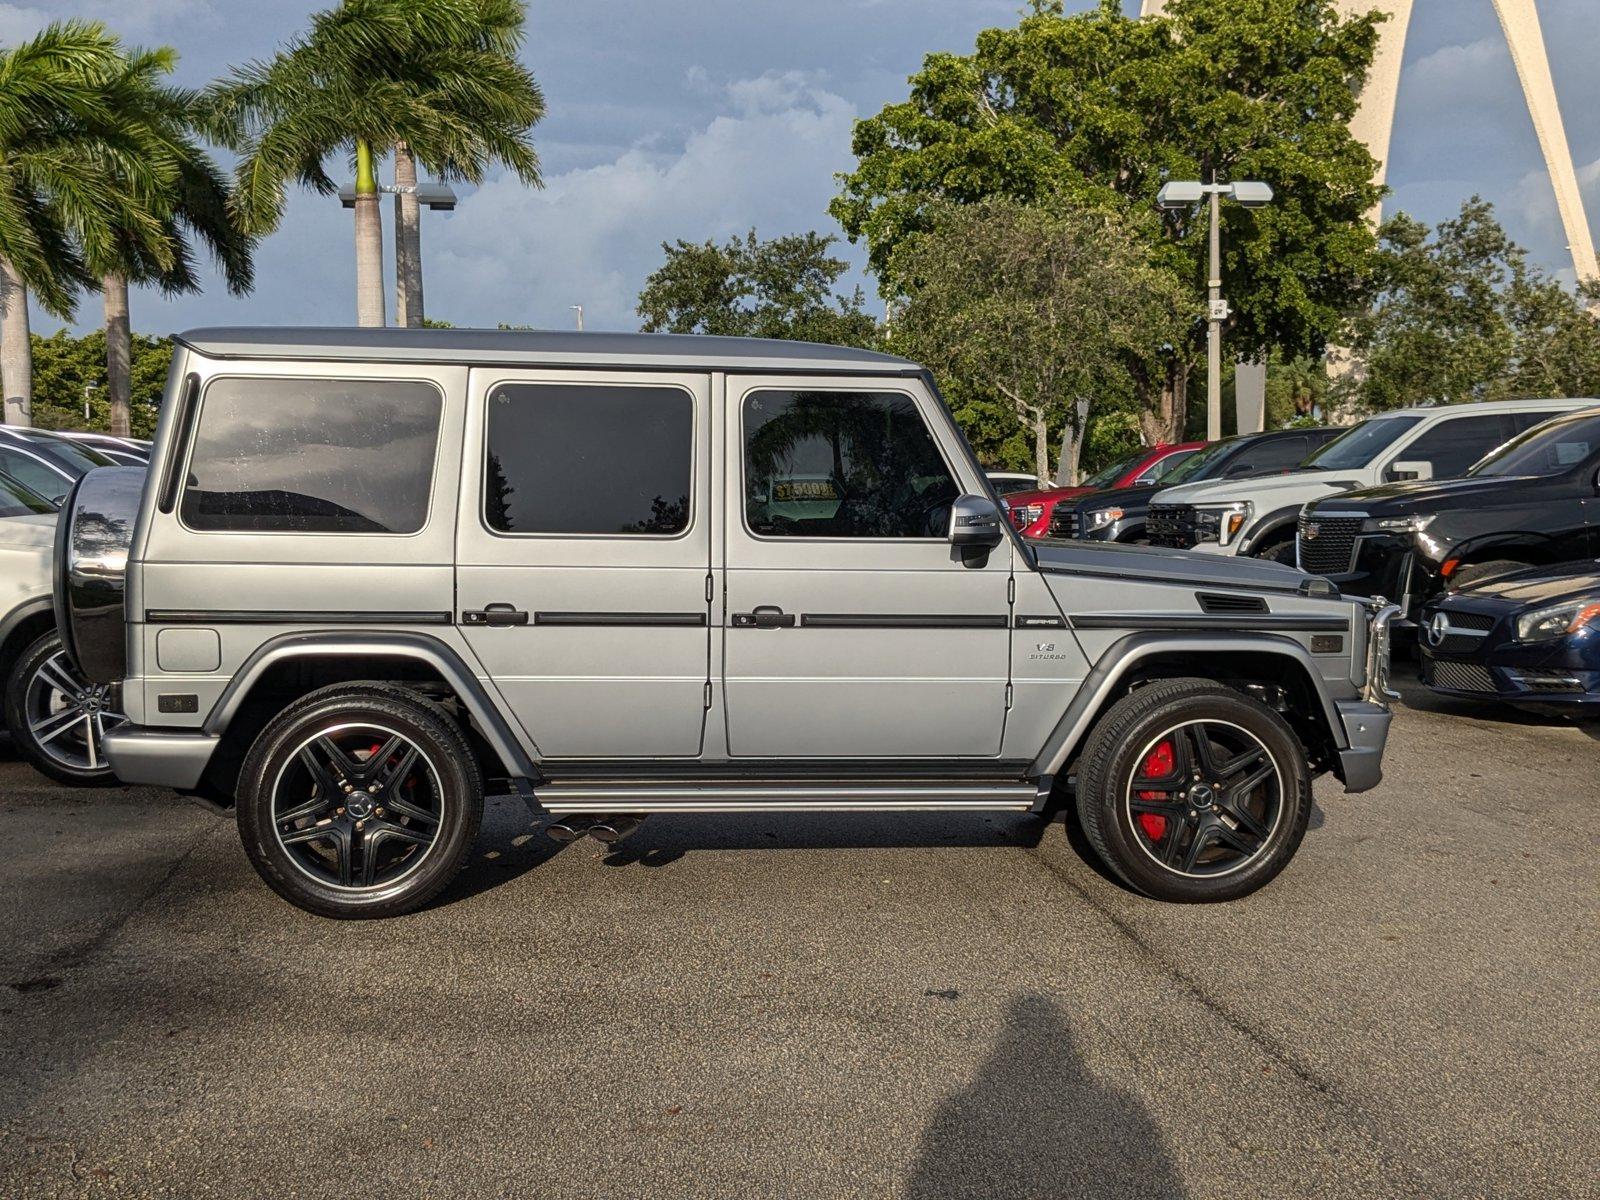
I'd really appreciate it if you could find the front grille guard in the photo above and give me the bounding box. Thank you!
[1362,599,1403,704]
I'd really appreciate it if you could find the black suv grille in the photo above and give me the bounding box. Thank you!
[1297,513,1362,575]
[1420,656,1498,694]
[1048,507,1079,539]
[1147,504,1197,548]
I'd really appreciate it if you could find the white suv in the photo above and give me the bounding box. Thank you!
[1145,399,1598,562]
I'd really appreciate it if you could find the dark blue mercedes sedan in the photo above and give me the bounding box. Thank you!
[1418,561,1600,709]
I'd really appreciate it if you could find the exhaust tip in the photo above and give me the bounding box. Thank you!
[588,814,644,844]
[544,815,599,843]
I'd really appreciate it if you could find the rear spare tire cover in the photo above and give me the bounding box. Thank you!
[54,465,146,686]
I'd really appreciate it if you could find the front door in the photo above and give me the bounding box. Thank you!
[455,369,712,759]
[719,377,1012,759]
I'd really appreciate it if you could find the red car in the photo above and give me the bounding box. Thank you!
[1004,442,1205,538]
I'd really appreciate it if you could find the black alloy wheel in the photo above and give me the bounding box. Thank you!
[1074,678,1313,902]
[4,631,124,786]
[237,684,483,918]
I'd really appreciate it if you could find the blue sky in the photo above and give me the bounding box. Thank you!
[8,0,1600,335]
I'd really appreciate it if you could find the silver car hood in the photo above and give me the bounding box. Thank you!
[1029,539,1314,596]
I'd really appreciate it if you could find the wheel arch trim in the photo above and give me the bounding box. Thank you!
[1028,631,1350,778]
[202,630,539,780]
[1238,504,1303,555]
[0,596,55,660]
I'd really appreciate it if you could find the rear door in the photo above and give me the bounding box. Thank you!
[455,369,712,760]
[719,376,1012,760]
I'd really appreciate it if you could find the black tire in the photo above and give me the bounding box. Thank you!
[1258,538,1297,565]
[1448,559,1524,590]
[236,683,483,919]
[1074,678,1313,902]
[3,630,123,787]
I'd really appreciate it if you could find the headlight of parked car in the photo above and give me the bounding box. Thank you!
[1515,599,1600,642]
[1361,514,1436,534]
[1085,506,1124,532]
[1015,503,1044,527]
[1194,502,1251,546]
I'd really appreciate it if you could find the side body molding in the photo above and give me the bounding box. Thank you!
[203,630,539,781]
[1028,631,1350,778]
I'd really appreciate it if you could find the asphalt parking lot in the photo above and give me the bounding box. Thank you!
[1,668,1596,1200]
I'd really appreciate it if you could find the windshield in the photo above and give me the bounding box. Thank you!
[19,431,115,473]
[1081,451,1144,489]
[1303,415,1423,470]
[0,471,54,517]
[1471,412,1600,478]
[1161,438,1240,485]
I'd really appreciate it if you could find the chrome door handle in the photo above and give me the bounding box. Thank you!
[733,605,794,629]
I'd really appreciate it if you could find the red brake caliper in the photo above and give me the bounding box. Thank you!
[1137,739,1175,842]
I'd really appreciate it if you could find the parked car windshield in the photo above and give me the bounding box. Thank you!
[1469,411,1600,478]
[16,431,116,474]
[1303,415,1422,470]
[1160,437,1240,485]
[1080,451,1143,489]
[0,471,54,517]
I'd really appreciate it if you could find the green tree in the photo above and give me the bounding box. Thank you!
[637,230,879,348]
[886,197,1193,484]
[205,0,543,327]
[87,51,254,436]
[1339,198,1600,410]
[0,21,181,426]
[28,326,171,436]
[831,0,1386,442]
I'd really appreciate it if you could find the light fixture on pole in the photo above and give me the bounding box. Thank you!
[570,305,584,332]
[1155,178,1274,441]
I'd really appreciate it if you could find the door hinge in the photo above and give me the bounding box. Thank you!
[703,680,713,709]
[1007,575,1016,604]
[705,573,715,604]
[1005,682,1013,710]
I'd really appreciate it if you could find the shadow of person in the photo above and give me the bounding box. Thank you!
[906,994,1189,1200]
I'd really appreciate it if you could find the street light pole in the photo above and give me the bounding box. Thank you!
[1207,182,1223,442]
[1156,178,1274,442]
[571,305,585,332]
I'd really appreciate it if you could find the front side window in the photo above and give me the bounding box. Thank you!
[1396,414,1514,479]
[180,378,442,533]
[1137,448,1196,483]
[0,470,55,516]
[485,383,692,535]
[743,389,959,538]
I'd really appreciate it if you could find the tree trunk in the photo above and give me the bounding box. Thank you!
[354,139,385,328]
[1033,414,1050,485]
[393,142,424,327]
[1147,357,1190,443]
[0,257,33,426]
[1056,396,1091,485]
[104,272,132,436]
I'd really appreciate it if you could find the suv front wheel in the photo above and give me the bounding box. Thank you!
[236,684,484,919]
[1074,678,1313,902]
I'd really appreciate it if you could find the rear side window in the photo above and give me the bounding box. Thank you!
[0,447,70,504]
[180,378,443,533]
[484,383,693,535]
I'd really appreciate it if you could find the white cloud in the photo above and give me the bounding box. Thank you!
[426,71,863,331]
[0,0,214,42]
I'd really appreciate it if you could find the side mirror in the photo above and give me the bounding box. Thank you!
[1131,478,1157,488]
[948,494,1005,547]
[1389,460,1432,482]
[1223,461,1254,478]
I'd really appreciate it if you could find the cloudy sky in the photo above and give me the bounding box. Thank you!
[9,0,1600,335]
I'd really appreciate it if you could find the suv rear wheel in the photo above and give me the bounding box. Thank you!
[236,684,483,919]
[1074,678,1313,902]
[4,630,124,786]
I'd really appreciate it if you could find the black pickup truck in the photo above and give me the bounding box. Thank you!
[1298,407,1600,616]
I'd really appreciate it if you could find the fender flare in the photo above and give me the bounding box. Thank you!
[1029,631,1350,778]
[202,630,540,781]
[1238,505,1304,556]
[0,595,54,658]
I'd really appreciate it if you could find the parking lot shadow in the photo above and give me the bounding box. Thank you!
[906,993,1189,1200]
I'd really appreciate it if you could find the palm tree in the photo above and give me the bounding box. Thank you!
[0,22,175,426]
[87,66,254,435]
[205,0,543,328]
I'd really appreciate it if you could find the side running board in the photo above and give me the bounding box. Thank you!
[533,779,1046,814]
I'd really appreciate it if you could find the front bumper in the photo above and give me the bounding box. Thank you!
[1334,700,1392,793]
[102,727,219,790]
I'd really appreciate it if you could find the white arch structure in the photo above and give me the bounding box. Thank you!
[1141,0,1598,287]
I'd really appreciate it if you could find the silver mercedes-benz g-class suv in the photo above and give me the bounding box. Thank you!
[56,328,1397,918]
